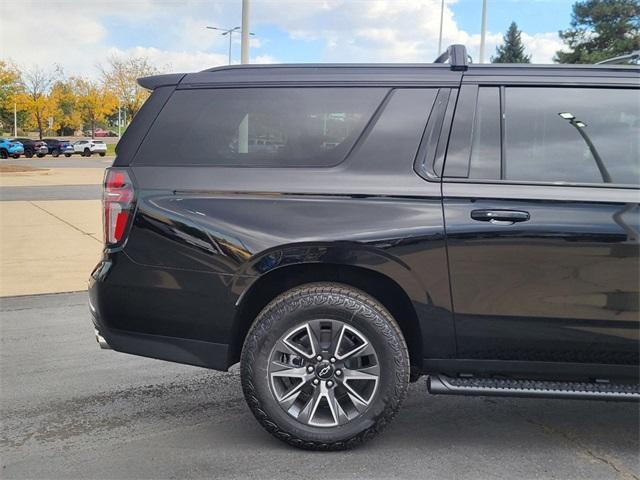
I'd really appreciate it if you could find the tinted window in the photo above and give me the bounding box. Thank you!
[504,87,639,186]
[469,87,501,180]
[136,88,387,167]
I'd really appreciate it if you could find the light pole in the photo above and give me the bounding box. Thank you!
[438,0,445,54]
[13,102,17,137]
[479,0,488,63]
[558,112,612,183]
[206,26,254,65]
[241,0,251,64]
[118,99,122,139]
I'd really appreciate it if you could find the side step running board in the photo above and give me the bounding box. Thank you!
[428,375,639,402]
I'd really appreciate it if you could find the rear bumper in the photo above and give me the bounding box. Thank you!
[91,314,229,370]
[88,255,231,371]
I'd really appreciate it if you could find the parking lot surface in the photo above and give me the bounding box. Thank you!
[1,292,638,480]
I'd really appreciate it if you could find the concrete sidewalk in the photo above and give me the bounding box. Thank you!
[0,168,104,187]
[0,200,102,297]
[0,160,106,296]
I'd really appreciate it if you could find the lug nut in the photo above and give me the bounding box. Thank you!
[330,357,336,363]
[335,369,342,376]
[316,355,323,361]
[327,380,334,388]
[307,366,314,373]
[312,378,320,386]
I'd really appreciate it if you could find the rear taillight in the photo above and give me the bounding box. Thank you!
[103,169,135,246]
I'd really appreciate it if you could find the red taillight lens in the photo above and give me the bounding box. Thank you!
[104,169,135,245]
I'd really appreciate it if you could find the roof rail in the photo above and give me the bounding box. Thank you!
[434,44,470,71]
[596,50,640,65]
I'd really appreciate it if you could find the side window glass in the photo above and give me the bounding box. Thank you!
[504,87,640,186]
[469,87,501,180]
[135,87,387,167]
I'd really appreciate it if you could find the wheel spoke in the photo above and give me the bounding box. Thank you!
[341,366,380,381]
[305,320,324,357]
[270,365,313,408]
[333,324,369,361]
[268,319,380,428]
[282,323,317,359]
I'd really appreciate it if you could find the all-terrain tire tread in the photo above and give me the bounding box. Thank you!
[240,282,409,451]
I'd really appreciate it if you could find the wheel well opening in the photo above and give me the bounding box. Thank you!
[229,263,423,375]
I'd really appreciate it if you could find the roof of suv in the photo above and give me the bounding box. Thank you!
[139,62,639,91]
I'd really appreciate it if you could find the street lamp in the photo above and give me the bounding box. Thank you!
[557,112,612,183]
[206,26,255,65]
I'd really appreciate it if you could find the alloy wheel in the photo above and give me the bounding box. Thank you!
[268,319,380,428]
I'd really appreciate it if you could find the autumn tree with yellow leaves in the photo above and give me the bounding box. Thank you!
[0,61,23,133]
[13,67,60,139]
[73,78,118,138]
[100,55,159,122]
[50,79,82,135]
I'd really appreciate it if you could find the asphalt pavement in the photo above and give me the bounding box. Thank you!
[1,292,638,480]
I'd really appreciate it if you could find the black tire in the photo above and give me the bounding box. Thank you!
[241,282,409,450]
[0,149,7,159]
[37,153,45,158]
[83,148,91,157]
[52,150,59,157]
[12,154,20,159]
[99,152,105,157]
[64,153,71,157]
[25,150,33,158]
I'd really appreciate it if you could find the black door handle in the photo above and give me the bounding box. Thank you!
[471,209,530,224]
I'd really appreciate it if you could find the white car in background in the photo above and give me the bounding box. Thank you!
[72,140,107,157]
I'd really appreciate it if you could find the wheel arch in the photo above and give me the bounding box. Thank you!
[228,261,424,378]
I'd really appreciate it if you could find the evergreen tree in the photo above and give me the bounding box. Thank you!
[555,0,640,64]
[492,22,532,63]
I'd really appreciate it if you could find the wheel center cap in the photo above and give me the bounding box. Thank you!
[316,362,334,380]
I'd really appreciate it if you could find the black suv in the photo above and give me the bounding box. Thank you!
[89,45,640,450]
[12,138,48,158]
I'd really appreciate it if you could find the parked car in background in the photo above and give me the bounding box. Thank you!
[43,139,74,157]
[11,138,48,158]
[72,140,107,156]
[0,138,25,159]
[93,128,118,137]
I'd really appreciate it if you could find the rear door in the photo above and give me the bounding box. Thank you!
[442,78,640,366]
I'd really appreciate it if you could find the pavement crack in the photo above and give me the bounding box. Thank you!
[525,417,639,480]
[28,201,101,244]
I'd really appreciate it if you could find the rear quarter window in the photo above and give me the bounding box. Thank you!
[134,87,387,167]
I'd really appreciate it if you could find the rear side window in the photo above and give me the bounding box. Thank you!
[135,87,387,167]
[447,86,640,187]
[504,87,639,186]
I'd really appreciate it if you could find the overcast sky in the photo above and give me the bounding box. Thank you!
[1,0,575,78]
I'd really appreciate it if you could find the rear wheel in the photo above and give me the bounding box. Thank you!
[64,153,71,157]
[0,149,7,159]
[25,149,33,158]
[241,283,409,450]
[52,150,59,157]
[37,153,45,158]
[83,148,91,157]
[99,152,105,157]
[12,154,20,159]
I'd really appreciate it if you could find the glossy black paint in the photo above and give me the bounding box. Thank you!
[90,62,639,380]
[443,190,639,364]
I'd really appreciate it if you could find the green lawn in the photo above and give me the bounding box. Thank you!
[106,144,116,156]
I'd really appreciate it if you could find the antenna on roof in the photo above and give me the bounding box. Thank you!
[595,50,640,65]
[434,44,470,71]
